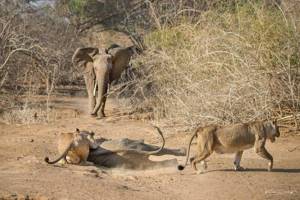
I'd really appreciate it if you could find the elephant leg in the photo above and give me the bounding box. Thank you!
[83,63,96,116]
[98,88,108,118]
[98,83,109,118]
[96,74,109,118]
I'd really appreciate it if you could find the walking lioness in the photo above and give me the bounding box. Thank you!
[45,128,98,165]
[178,120,280,173]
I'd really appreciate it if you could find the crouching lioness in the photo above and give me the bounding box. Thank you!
[45,128,98,165]
[178,120,280,173]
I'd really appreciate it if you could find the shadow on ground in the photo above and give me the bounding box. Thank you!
[208,168,300,173]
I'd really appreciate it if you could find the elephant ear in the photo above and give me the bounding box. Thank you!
[72,47,99,73]
[107,46,134,82]
[105,43,121,54]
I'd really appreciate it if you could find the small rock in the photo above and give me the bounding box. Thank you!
[90,169,98,174]
[125,175,138,181]
[16,156,23,160]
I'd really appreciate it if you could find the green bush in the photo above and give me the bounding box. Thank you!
[68,0,89,16]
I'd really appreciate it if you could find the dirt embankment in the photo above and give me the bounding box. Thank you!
[0,96,299,200]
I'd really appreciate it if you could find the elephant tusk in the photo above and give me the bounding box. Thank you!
[93,81,97,97]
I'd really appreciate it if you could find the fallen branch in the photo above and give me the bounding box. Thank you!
[288,145,300,152]
[278,114,300,121]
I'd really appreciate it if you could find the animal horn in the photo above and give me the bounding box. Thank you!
[93,81,97,97]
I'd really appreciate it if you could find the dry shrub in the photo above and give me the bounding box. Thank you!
[0,1,81,124]
[119,2,300,127]
[0,1,80,94]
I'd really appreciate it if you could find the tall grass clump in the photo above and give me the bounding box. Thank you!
[121,2,300,127]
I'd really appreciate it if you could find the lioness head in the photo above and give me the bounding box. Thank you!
[76,128,98,149]
[264,120,280,143]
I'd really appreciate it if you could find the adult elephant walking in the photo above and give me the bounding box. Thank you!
[72,45,136,118]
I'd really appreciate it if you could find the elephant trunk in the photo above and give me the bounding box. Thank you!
[91,72,108,116]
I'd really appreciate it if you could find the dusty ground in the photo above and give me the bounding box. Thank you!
[0,96,299,200]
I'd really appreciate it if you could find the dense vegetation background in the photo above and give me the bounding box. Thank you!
[0,0,299,130]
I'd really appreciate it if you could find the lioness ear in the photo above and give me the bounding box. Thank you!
[90,131,95,136]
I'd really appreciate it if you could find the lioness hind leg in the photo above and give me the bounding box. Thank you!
[190,157,207,170]
[191,152,211,174]
[201,160,207,170]
[234,151,244,171]
[66,153,81,164]
[58,158,67,165]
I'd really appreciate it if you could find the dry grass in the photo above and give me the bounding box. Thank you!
[0,103,79,125]
[0,93,79,125]
[118,2,300,128]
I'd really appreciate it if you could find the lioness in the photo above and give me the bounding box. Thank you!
[178,120,280,173]
[45,128,98,165]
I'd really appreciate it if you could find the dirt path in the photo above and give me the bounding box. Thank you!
[0,96,299,200]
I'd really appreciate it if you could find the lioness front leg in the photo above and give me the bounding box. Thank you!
[233,151,244,171]
[254,137,273,171]
[79,153,94,166]
[79,160,95,166]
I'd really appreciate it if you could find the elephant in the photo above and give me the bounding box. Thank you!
[72,45,136,118]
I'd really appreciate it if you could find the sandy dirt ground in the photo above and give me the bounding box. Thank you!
[0,96,299,200]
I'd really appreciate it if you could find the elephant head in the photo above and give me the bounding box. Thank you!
[72,45,136,118]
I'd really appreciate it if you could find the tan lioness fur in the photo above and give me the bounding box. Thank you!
[45,128,98,165]
[178,120,280,173]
